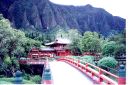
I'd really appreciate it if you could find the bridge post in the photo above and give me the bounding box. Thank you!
[14,70,23,84]
[85,63,88,72]
[64,56,66,61]
[42,68,52,84]
[72,58,74,64]
[70,58,72,62]
[118,64,126,85]
[78,60,80,67]
[91,72,94,78]
[99,69,103,83]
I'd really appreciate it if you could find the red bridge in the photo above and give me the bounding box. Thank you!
[41,56,125,85]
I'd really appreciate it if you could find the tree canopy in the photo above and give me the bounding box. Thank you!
[80,31,102,53]
[98,57,118,68]
[0,14,42,76]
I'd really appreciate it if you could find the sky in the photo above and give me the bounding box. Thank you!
[50,0,127,19]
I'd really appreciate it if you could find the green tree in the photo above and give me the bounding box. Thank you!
[24,30,45,42]
[114,44,126,57]
[67,29,81,40]
[108,30,126,45]
[56,28,68,38]
[68,29,82,55]
[11,57,20,69]
[98,57,118,68]
[0,14,42,76]
[0,14,42,58]
[108,30,126,57]
[70,39,82,55]
[81,56,95,65]
[4,55,12,66]
[80,31,102,53]
[102,41,116,56]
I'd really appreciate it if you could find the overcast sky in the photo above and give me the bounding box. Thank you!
[50,0,127,19]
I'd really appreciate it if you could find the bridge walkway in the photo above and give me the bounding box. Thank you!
[49,61,95,85]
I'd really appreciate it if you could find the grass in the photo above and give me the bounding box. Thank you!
[0,77,36,84]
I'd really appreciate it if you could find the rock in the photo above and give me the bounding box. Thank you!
[0,0,125,36]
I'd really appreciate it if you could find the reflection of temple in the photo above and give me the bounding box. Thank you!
[28,38,71,59]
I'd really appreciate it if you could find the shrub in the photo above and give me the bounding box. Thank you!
[23,73,30,80]
[4,55,12,66]
[102,41,116,56]
[81,56,95,65]
[114,44,126,57]
[11,57,19,69]
[31,75,41,84]
[0,77,35,84]
[98,57,118,68]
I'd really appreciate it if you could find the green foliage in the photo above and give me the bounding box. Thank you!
[69,29,82,55]
[108,30,126,45]
[72,56,80,59]
[81,56,95,65]
[72,56,95,65]
[0,63,7,72]
[24,30,45,42]
[98,57,118,68]
[0,77,35,84]
[44,26,64,42]
[0,14,41,57]
[11,57,19,69]
[80,31,102,53]
[0,14,42,77]
[108,30,126,57]
[114,44,126,57]
[2,56,19,76]
[102,41,116,56]
[67,29,82,41]
[4,55,12,66]
[70,45,82,55]
[31,75,41,84]
[56,28,68,38]
[23,73,31,80]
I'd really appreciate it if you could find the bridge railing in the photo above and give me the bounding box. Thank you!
[58,56,125,85]
[19,58,45,64]
[26,59,45,64]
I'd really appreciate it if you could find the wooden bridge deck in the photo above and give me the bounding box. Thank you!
[49,61,94,85]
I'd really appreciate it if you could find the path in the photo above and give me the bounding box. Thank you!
[49,61,94,85]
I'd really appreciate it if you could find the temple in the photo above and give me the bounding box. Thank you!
[28,38,71,59]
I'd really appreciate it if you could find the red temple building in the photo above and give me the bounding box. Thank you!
[28,38,71,59]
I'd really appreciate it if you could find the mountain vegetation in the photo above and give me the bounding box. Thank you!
[0,0,126,36]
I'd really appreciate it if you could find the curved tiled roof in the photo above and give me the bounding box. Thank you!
[40,47,55,51]
[45,38,71,46]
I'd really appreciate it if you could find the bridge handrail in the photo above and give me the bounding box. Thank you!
[80,59,119,79]
[59,56,119,84]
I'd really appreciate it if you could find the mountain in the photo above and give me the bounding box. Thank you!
[0,0,126,36]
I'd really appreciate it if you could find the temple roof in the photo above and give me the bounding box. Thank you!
[45,38,71,46]
[40,47,55,51]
